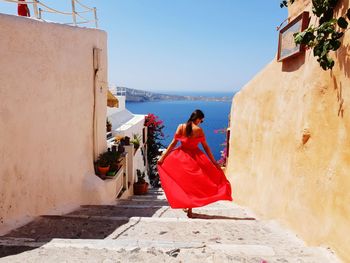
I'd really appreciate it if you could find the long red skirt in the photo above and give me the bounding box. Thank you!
[157,136,232,208]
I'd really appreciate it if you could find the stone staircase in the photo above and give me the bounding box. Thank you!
[0,189,341,262]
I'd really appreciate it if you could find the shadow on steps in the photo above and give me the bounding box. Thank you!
[0,188,165,258]
[190,213,256,220]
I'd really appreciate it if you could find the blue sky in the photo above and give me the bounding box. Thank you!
[0,1,287,93]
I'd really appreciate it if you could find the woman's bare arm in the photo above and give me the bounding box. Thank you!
[200,134,221,169]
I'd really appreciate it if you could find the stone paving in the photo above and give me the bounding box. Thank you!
[0,189,341,262]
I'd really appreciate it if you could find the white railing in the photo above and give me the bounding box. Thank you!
[2,0,98,28]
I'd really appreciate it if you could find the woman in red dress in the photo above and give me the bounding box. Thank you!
[157,109,232,217]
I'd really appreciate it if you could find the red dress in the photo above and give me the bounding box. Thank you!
[157,134,232,208]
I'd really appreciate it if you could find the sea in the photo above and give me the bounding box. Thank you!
[126,91,235,160]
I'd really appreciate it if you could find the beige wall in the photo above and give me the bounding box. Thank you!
[226,0,350,261]
[0,14,116,234]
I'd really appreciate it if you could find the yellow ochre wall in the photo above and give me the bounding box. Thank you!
[0,14,117,234]
[226,0,350,261]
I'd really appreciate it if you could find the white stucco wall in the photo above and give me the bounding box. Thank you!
[107,107,148,183]
[0,14,115,234]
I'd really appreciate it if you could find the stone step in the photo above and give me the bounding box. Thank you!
[129,195,167,201]
[0,214,340,262]
[0,236,339,263]
[159,207,256,219]
[116,199,169,206]
[1,216,300,249]
[74,205,256,220]
[105,217,306,251]
[0,191,340,262]
[2,216,129,242]
[148,190,164,193]
[120,198,167,203]
[71,205,168,218]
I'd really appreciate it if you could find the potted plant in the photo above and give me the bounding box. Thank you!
[106,147,121,177]
[131,133,141,152]
[106,118,112,132]
[133,169,148,195]
[114,136,125,153]
[95,148,122,179]
[124,136,130,146]
[115,135,124,142]
[96,152,110,177]
[117,144,125,153]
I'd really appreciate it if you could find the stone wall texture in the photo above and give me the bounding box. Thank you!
[0,14,116,234]
[226,0,350,261]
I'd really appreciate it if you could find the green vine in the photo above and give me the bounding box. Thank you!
[281,0,350,70]
[280,0,295,8]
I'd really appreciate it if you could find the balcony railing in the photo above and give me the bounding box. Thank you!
[2,0,98,28]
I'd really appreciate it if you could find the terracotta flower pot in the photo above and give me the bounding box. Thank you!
[98,165,110,175]
[143,182,149,192]
[134,182,148,195]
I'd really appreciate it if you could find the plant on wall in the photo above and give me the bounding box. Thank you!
[214,128,228,167]
[280,0,295,8]
[144,113,165,187]
[131,133,142,151]
[281,0,350,70]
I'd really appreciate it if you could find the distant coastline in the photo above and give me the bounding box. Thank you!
[123,88,233,102]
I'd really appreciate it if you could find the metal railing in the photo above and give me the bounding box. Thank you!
[2,0,98,28]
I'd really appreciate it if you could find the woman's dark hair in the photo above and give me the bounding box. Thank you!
[185,109,204,137]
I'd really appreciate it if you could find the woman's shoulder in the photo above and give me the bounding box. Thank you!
[177,123,187,130]
[176,123,186,128]
[175,123,186,135]
[192,126,205,137]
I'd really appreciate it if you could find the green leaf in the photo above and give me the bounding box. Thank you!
[320,9,334,24]
[337,17,348,29]
[321,41,331,57]
[294,32,304,44]
[327,57,335,69]
[330,39,341,51]
[316,32,325,41]
[331,31,344,40]
[280,0,288,8]
[318,20,336,34]
[304,32,316,43]
[313,43,323,57]
[312,0,326,17]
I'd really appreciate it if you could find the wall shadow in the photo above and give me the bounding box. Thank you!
[332,75,345,118]
[190,213,256,220]
[282,52,306,72]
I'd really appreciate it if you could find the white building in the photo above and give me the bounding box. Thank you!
[107,86,149,196]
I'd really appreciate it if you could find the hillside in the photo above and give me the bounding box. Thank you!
[124,88,232,102]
